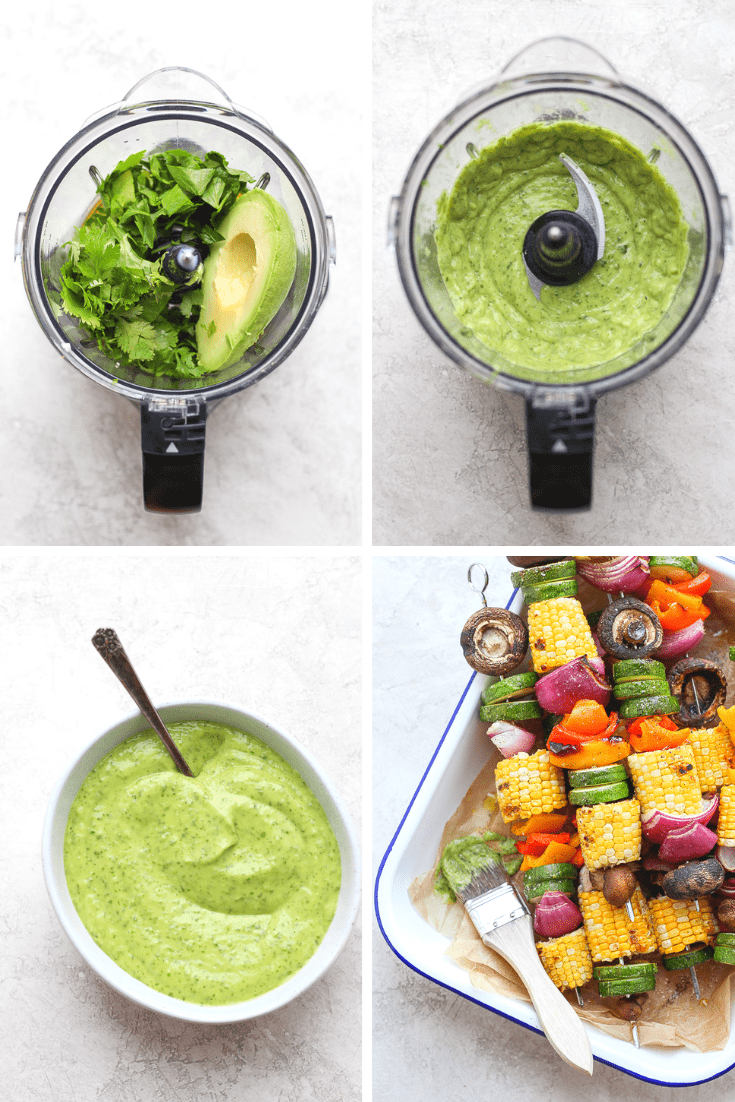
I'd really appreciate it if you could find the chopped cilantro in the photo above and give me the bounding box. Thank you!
[59,148,254,380]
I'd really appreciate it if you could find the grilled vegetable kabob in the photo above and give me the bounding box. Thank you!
[512,560,659,1038]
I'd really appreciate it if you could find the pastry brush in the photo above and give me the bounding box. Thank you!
[443,844,593,1074]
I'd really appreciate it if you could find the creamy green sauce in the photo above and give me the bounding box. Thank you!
[435,121,689,370]
[64,722,341,1005]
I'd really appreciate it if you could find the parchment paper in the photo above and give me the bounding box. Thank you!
[409,586,735,1051]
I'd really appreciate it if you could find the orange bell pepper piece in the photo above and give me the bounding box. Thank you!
[548,737,629,770]
[562,699,612,737]
[627,714,678,735]
[646,579,703,611]
[510,812,569,837]
[536,841,578,865]
[571,847,585,867]
[628,719,690,753]
[648,598,708,631]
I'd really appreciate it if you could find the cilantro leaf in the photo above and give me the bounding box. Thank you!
[58,147,251,377]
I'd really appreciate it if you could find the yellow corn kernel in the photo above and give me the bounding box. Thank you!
[649,896,718,956]
[578,888,657,962]
[717,784,735,847]
[627,744,702,816]
[494,749,567,824]
[576,798,641,870]
[527,597,598,674]
[536,928,593,990]
[688,724,735,792]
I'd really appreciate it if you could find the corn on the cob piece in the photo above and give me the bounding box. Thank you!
[717,784,735,847]
[688,724,735,792]
[717,705,735,748]
[527,597,598,675]
[649,896,718,956]
[576,798,641,870]
[627,744,701,816]
[578,887,657,962]
[536,928,593,990]
[494,749,567,823]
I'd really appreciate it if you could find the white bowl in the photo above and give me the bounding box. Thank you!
[44,700,360,1023]
[376,554,735,1085]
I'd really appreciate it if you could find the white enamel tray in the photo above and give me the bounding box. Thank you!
[375,554,735,1085]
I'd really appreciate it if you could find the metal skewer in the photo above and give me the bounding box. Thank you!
[619,956,640,1048]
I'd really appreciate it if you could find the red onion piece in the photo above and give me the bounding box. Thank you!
[641,793,719,842]
[655,619,706,660]
[577,556,650,593]
[718,877,735,898]
[658,822,718,863]
[533,891,583,938]
[535,655,611,714]
[486,721,536,758]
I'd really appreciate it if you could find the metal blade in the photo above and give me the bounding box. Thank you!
[558,153,606,260]
[523,259,546,302]
[523,152,605,299]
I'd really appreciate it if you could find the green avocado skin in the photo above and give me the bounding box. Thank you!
[197,188,297,373]
[434,121,689,371]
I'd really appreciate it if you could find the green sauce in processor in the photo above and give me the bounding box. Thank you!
[63,722,341,1005]
[435,121,690,370]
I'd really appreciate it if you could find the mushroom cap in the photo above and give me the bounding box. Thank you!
[667,656,727,728]
[597,596,663,660]
[661,857,725,899]
[460,607,528,675]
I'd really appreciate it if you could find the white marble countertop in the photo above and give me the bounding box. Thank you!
[373,0,735,543]
[372,554,730,1099]
[0,0,362,545]
[0,552,361,1102]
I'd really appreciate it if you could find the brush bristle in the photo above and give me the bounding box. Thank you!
[453,860,509,904]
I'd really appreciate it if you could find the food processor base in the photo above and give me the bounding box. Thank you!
[526,397,597,510]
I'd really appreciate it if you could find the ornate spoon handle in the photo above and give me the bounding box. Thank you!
[91,628,194,777]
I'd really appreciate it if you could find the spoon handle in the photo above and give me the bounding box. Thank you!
[91,628,194,776]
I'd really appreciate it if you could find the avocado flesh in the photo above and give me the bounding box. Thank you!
[196,188,297,373]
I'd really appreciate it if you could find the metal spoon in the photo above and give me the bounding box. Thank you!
[91,628,194,776]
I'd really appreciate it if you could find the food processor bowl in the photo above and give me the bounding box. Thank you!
[17,67,335,512]
[389,38,730,510]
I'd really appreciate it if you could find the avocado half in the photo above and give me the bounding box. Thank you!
[196,188,297,373]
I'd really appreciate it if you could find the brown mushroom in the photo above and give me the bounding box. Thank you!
[615,997,643,1022]
[603,865,637,908]
[717,899,735,931]
[667,657,727,728]
[661,858,725,900]
[597,596,663,660]
[460,607,528,675]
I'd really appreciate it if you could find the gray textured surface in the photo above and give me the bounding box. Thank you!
[0,554,361,1101]
[372,555,731,1098]
[373,0,735,543]
[2,0,362,545]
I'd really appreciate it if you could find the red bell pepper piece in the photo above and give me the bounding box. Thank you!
[515,832,571,856]
[672,570,711,597]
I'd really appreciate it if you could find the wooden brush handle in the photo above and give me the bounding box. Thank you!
[486,915,593,1074]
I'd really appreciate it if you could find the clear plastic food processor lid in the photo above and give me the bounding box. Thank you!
[18,67,334,402]
[391,38,729,395]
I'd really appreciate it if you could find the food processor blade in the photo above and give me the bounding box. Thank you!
[523,154,606,300]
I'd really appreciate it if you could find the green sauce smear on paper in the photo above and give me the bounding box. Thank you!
[434,121,690,370]
[64,722,341,1005]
